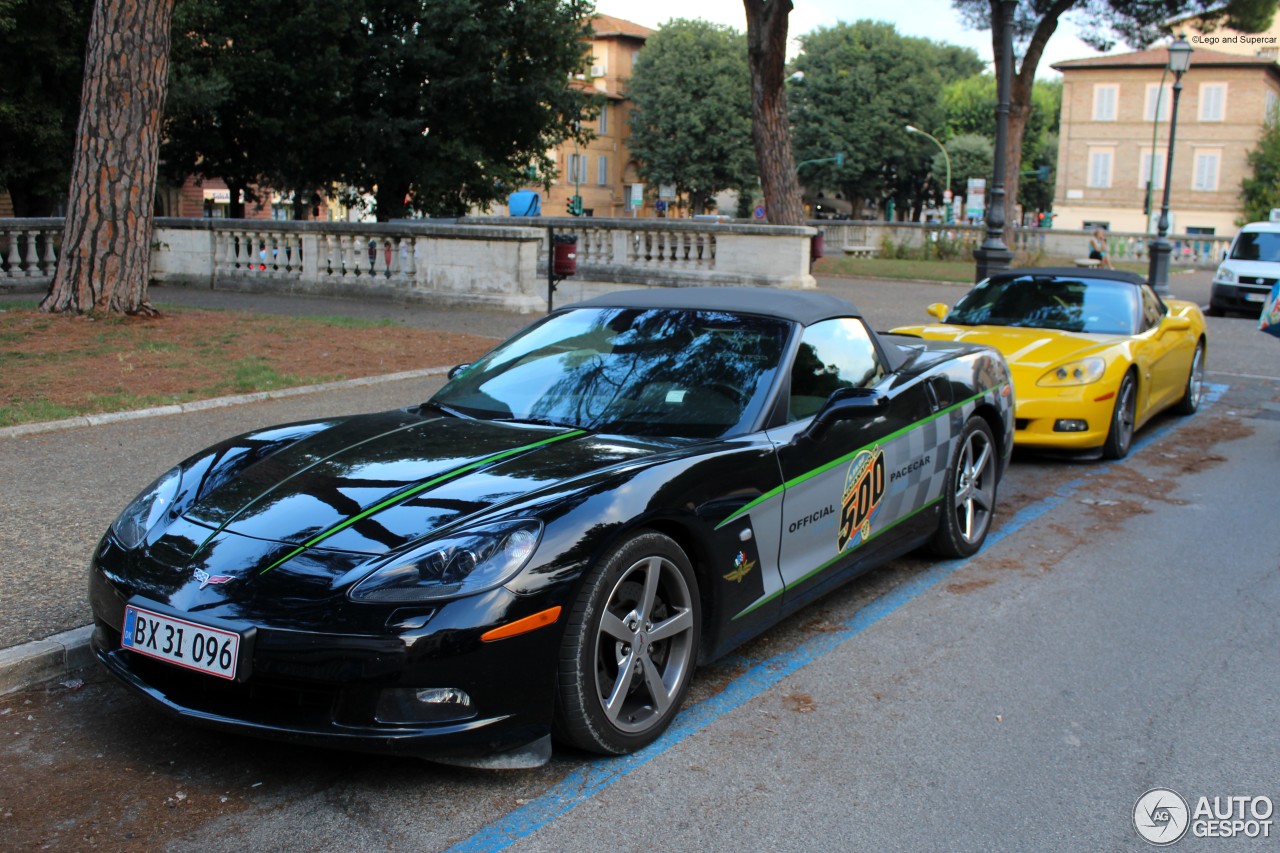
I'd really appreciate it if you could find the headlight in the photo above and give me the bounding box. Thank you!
[349,520,543,603]
[1215,267,1237,284]
[1037,358,1106,387]
[111,466,182,549]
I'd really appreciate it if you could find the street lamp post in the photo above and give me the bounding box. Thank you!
[906,125,952,223]
[1148,36,1194,296]
[974,0,1017,282]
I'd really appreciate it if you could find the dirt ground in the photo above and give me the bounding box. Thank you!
[0,306,500,424]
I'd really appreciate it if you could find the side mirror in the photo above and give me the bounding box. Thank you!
[800,387,887,442]
[1161,315,1192,333]
[927,303,949,320]
[447,363,471,380]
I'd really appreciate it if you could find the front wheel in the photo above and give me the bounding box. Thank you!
[1102,372,1137,459]
[1172,339,1206,415]
[554,531,701,755]
[929,416,998,558]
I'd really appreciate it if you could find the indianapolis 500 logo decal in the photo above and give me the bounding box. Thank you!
[838,446,885,552]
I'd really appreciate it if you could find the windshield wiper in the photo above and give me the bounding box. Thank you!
[492,416,588,431]
[420,400,470,419]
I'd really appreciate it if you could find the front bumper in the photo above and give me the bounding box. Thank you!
[89,565,566,765]
[1210,281,1271,314]
[1012,389,1117,452]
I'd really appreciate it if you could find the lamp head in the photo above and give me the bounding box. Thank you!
[1168,34,1193,76]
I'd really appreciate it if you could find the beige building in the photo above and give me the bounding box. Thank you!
[536,14,653,218]
[1051,45,1280,237]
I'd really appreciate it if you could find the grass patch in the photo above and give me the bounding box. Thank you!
[0,304,500,428]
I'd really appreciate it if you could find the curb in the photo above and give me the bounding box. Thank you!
[0,365,452,439]
[0,626,95,696]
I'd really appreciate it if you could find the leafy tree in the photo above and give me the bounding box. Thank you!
[1241,119,1280,223]
[952,0,1274,225]
[627,19,756,215]
[789,21,983,219]
[344,0,596,220]
[938,133,994,199]
[41,0,175,314]
[743,0,803,225]
[941,73,1060,210]
[162,0,363,219]
[0,0,93,216]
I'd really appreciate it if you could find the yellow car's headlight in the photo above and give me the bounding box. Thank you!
[1037,358,1106,387]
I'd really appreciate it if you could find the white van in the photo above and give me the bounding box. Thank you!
[1209,220,1280,315]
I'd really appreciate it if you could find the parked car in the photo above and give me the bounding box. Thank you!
[1209,220,1280,316]
[892,268,1205,460]
[89,287,1014,768]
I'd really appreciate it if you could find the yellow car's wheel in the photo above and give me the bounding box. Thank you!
[1172,339,1205,416]
[1102,372,1137,460]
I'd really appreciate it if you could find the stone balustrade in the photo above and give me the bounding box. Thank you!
[0,216,1231,309]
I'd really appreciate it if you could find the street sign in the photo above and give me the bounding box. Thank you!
[754,206,766,220]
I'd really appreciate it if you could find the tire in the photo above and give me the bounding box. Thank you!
[1172,339,1206,416]
[1102,371,1137,460]
[554,531,700,755]
[1205,301,1224,317]
[929,416,998,559]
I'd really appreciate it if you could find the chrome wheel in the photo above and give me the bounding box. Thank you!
[1103,373,1137,459]
[593,555,696,734]
[555,531,701,754]
[1173,340,1205,415]
[952,427,995,546]
[930,416,998,558]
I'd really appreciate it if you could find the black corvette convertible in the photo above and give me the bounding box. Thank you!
[89,287,1014,768]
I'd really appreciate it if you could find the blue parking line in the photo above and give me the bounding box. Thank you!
[446,384,1228,853]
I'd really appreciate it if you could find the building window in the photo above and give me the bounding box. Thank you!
[1144,83,1172,122]
[1267,89,1279,124]
[1093,84,1118,121]
[1138,150,1165,190]
[1192,150,1220,191]
[1199,83,1227,122]
[1088,149,1113,188]
[597,155,608,186]
[599,104,608,135]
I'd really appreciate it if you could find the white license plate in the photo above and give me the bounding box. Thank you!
[122,605,242,680]
[1244,292,1266,303]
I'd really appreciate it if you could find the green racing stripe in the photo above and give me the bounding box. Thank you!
[714,387,993,532]
[257,428,587,575]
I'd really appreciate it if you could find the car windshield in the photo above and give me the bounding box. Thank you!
[430,307,791,438]
[1229,231,1280,262]
[945,275,1139,335]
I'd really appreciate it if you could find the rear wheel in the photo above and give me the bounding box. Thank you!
[929,416,997,559]
[554,531,700,755]
[1102,372,1137,459]
[1172,339,1206,415]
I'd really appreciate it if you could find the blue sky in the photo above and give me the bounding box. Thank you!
[593,0,1117,76]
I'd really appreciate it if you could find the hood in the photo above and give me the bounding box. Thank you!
[175,411,668,560]
[1216,258,1280,281]
[892,324,1120,367]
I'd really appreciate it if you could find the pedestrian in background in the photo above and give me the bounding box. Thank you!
[1088,228,1113,269]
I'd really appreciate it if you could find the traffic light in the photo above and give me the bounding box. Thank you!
[566,195,583,216]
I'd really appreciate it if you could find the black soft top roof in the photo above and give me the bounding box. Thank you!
[566,286,862,325]
[989,267,1147,286]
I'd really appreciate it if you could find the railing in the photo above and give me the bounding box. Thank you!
[0,220,63,289]
[1,216,818,307]
[466,216,813,288]
[809,220,1232,268]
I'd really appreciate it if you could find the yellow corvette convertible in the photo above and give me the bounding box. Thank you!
[891,268,1206,459]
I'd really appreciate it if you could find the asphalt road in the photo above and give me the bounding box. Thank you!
[1,271,1277,850]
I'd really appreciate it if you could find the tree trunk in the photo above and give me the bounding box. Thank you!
[41,0,175,315]
[744,0,804,226]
